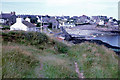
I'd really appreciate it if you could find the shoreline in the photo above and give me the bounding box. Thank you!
[65,37,120,55]
[62,27,120,55]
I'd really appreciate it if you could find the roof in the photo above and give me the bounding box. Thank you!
[22,21,36,28]
[0,13,13,19]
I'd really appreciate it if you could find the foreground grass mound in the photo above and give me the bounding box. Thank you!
[2,45,39,78]
[2,31,119,78]
[2,43,77,78]
[69,42,118,78]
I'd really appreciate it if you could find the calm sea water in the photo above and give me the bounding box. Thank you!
[75,30,120,47]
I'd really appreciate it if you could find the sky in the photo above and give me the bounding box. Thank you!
[1,0,120,19]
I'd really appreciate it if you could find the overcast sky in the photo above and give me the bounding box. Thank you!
[1,0,119,19]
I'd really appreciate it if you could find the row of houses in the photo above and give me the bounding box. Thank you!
[0,12,118,26]
[0,12,119,32]
[10,17,39,32]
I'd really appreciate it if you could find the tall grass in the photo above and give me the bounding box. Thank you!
[0,35,2,79]
[2,46,40,78]
[2,31,119,78]
[68,42,118,78]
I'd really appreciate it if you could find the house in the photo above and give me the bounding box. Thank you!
[60,22,75,28]
[36,16,41,23]
[72,16,78,20]
[0,12,16,25]
[49,17,59,29]
[10,17,36,31]
[25,17,30,22]
[98,20,104,25]
[76,15,90,24]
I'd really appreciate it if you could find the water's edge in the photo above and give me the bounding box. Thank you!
[67,37,120,55]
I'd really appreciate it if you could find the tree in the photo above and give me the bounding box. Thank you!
[36,22,42,27]
[113,18,117,22]
[118,20,120,25]
[30,18,37,24]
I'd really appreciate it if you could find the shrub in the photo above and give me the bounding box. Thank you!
[24,32,48,45]
[2,31,48,45]
[2,25,10,30]
[54,40,69,53]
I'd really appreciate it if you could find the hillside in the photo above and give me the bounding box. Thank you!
[1,31,119,78]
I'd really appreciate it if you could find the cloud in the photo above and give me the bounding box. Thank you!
[1,0,118,18]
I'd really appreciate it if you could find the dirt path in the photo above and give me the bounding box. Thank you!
[74,61,84,78]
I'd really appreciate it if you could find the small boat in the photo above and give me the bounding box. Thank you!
[92,35,96,37]
[58,36,65,40]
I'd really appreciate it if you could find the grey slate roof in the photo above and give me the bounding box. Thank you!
[22,21,36,28]
[0,13,13,19]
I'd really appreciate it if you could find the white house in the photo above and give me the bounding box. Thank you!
[25,17,30,22]
[60,22,75,28]
[0,19,6,24]
[99,20,104,25]
[36,16,41,23]
[10,17,36,31]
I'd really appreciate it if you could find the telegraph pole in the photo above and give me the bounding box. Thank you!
[118,1,120,30]
[41,16,43,32]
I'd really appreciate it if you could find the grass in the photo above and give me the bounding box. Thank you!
[0,35,2,79]
[2,42,77,78]
[68,42,118,78]
[0,24,10,30]
[1,31,119,78]
[0,24,10,27]
[2,44,39,78]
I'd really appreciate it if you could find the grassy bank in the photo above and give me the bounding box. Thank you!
[1,31,119,78]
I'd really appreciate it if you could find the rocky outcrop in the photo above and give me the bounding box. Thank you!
[61,27,72,41]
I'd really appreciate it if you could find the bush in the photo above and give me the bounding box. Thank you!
[2,31,48,45]
[2,25,10,30]
[54,41,69,53]
[25,32,48,45]
[36,22,42,27]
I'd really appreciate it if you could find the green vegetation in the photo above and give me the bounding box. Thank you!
[2,31,48,45]
[36,22,42,27]
[0,35,2,79]
[2,46,39,78]
[0,24,10,30]
[1,31,119,78]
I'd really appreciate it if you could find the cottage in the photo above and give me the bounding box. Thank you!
[36,16,41,23]
[60,22,75,28]
[49,17,59,29]
[98,20,104,25]
[25,17,30,22]
[0,12,16,25]
[10,17,36,31]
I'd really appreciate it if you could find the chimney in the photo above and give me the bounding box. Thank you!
[13,11,15,15]
[11,12,13,14]
[16,16,23,23]
[11,11,15,15]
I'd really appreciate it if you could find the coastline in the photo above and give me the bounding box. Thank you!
[64,36,120,55]
[61,26,120,55]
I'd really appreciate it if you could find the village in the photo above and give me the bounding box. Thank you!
[0,12,120,31]
[0,12,120,41]
[0,12,120,48]
[1,0,120,78]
